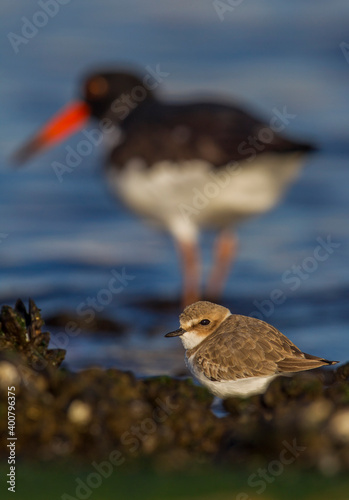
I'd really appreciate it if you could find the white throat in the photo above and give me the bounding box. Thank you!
[179,330,205,350]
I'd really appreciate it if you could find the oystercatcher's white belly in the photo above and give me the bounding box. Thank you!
[107,152,304,241]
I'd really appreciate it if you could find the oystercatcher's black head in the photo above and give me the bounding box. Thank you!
[12,69,155,164]
[82,71,155,120]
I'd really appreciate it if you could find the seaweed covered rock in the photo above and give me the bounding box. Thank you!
[1,355,348,473]
[0,359,220,463]
[0,299,65,369]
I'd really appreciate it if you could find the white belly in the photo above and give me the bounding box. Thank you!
[186,354,277,398]
[107,152,304,241]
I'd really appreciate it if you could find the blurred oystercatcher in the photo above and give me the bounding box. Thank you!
[13,69,315,305]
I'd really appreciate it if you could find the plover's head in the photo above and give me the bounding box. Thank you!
[165,301,231,350]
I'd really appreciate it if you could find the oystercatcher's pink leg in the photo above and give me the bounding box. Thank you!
[175,237,201,307]
[206,230,237,300]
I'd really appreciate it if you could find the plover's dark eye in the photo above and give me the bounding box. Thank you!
[200,319,210,326]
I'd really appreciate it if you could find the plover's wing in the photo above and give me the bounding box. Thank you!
[192,315,337,382]
[110,101,313,167]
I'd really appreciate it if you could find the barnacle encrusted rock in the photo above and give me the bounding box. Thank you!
[0,299,66,369]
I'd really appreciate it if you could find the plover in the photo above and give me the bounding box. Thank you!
[14,69,315,305]
[165,301,338,398]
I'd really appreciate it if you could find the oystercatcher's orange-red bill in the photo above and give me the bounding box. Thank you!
[13,100,90,165]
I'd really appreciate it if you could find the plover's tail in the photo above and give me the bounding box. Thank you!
[277,352,339,373]
[303,352,339,366]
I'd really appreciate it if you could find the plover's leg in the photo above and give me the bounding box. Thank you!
[175,237,201,306]
[206,230,237,300]
[211,396,228,418]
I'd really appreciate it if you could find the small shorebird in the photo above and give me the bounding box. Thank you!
[165,301,338,398]
[14,69,315,305]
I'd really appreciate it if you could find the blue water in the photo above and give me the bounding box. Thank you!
[1,1,349,373]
